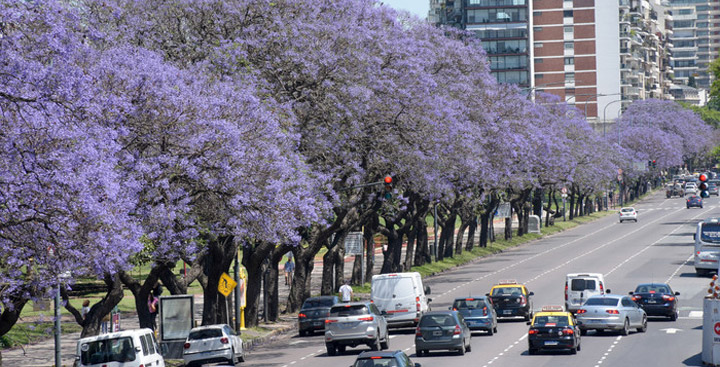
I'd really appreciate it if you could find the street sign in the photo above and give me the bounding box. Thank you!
[561,187,568,195]
[344,231,364,255]
[218,272,237,297]
[497,202,511,218]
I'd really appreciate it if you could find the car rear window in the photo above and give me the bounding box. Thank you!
[354,357,399,367]
[420,314,456,327]
[453,299,487,309]
[701,223,720,244]
[584,297,619,306]
[533,315,570,326]
[570,278,596,291]
[621,208,634,212]
[80,337,136,364]
[635,285,669,293]
[330,305,368,316]
[188,328,223,340]
[491,287,522,296]
[302,298,335,309]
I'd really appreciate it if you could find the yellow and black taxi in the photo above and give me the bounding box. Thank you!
[527,306,581,355]
[486,280,534,321]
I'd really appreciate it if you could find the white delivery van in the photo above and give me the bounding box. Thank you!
[75,328,165,367]
[371,272,431,327]
[694,218,720,276]
[565,273,608,313]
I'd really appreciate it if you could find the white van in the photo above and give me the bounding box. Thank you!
[370,272,431,327]
[74,328,165,367]
[694,218,720,276]
[564,273,608,313]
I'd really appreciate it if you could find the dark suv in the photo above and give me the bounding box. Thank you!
[298,296,338,336]
[352,350,421,367]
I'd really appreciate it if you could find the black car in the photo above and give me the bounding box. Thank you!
[629,283,680,320]
[527,306,581,355]
[687,195,703,208]
[298,295,338,336]
[487,281,534,321]
[352,350,421,367]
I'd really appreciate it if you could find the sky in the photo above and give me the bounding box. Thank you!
[380,0,429,19]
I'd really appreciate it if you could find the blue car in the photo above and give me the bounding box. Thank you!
[450,296,497,335]
[687,195,703,209]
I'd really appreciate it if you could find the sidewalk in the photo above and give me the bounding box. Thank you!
[2,222,513,367]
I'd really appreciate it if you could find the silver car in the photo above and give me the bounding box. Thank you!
[575,295,647,336]
[183,324,244,367]
[324,301,389,355]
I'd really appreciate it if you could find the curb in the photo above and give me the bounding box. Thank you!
[243,322,296,352]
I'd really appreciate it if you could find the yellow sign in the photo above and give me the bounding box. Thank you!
[218,272,237,297]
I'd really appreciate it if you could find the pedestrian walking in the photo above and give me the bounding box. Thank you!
[339,279,353,302]
[284,257,295,286]
[81,300,90,320]
[148,291,159,331]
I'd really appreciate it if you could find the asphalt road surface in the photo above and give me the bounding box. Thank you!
[244,190,711,367]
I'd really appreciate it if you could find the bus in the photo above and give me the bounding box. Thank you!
[694,218,720,276]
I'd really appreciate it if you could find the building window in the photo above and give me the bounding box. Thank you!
[563,10,573,18]
[533,11,542,16]
[564,26,573,33]
[534,42,543,48]
[564,42,574,49]
[536,73,544,79]
[535,58,543,63]
[565,73,575,83]
[564,57,574,65]
[533,26,543,32]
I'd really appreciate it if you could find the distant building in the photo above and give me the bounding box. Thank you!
[669,83,702,104]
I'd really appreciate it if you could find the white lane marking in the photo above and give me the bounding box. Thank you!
[593,335,622,366]
[479,333,526,366]
[666,254,693,284]
[660,328,682,334]
[290,361,297,365]
[689,311,703,318]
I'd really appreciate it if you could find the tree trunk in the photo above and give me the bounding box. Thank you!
[200,236,237,325]
[404,222,417,271]
[364,225,376,284]
[380,229,403,274]
[71,273,126,337]
[287,246,315,313]
[465,217,477,251]
[351,255,363,285]
[321,241,337,296]
[119,266,161,331]
[533,188,543,217]
[441,214,456,259]
[504,215,512,241]
[455,219,468,255]
[334,243,346,287]
[242,241,274,328]
[414,218,430,266]
[569,189,576,221]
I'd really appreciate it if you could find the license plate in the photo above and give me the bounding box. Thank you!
[432,330,442,336]
[544,341,559,346]
[314,321,323,326]
[647,300,657,304]
[503,310,512,315]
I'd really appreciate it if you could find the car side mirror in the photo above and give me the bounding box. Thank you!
[694,233,697,240]
[675,291,680,296]
[628,291,634,295]
[606,289,611,294]
[485,293,490,297]
[526,321,531,325]
[425,286,431,295]
[428,298,432,303]
[528,291,534,296]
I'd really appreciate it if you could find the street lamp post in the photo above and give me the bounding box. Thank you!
[603,99,624,137]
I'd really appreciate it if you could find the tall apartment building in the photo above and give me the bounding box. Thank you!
[429,0,533,87]
[431,0,674,128]
[667,0,720,91]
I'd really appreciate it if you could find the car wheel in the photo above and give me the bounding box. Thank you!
[380,330,389,350]
[370,335,381,351]
[487,327,494,336]
[670,311,678,321]
[638,316,647,333]
[415,349,424,357]
[634,219,638,222]
[697,268,708,276]
[528,347,537,355]
[466,339,472,352]
[458,343,466,355]
[619,220,623,223]
[299,330,306,337]
[570,346,577,355]
[237,353,245,363]
[326,343,337,356]
[493,326,498,334]
[620,319,629,336]
[337,345,346,354]
[577,341,581,351]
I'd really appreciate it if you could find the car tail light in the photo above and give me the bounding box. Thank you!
[528,329,539,335]
[576,309,587,314]
[453,325,462,335]
[483,307,488,316]
[183,343,191,349]
[358,316,374,321]
[518,295,526,306]
[370,356,383,359]
[452,307,457,311]
[606,309,620,314]
[298,313,307,318]
[663,295,675,301]
[562,328,574,335]
[325,319,338,324]
[417,296,421,312]
[632,295,641,301]
[565,284,568,301]
[220,337,229,344]
[416,327,422,337]
[600,283,604,293]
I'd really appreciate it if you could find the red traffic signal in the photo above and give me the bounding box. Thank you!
[700,174,708,182]
[384,176,392,184]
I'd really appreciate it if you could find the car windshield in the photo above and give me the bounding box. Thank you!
[354,357,399,367]
[621,208,634,213]
[491,287,522,296]
[330,305,368,316]
[635,285,670,293]
[453,299,487,309]
[302,299,335,309]
[420,314,456,327]
[533,315,570,326]
[584,297,619,306]
[80,337,136,364]
[188,328,223,340]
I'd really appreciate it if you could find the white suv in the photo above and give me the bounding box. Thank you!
[325,301,390,355]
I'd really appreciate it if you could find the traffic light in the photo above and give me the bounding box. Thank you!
[383,176,393,199]
[652,160,657,168]
[699,173,710,198]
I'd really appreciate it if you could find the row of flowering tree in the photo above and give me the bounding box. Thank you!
[0,0,716,349]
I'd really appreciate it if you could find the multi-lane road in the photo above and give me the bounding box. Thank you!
[245,191,711,367]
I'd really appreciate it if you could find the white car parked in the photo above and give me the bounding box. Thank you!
[619,207,637,223]
[183,324,244,367]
